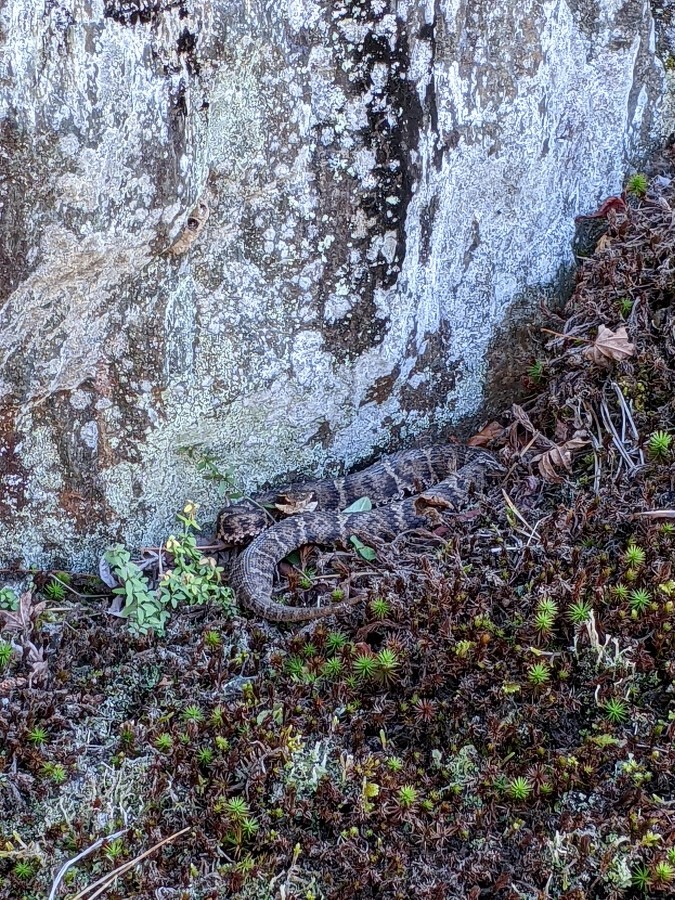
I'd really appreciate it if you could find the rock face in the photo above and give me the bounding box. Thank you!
[0,0,666,566]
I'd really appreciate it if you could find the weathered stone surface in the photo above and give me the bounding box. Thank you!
[0,0,666,566]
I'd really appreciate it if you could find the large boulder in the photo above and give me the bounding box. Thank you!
[0,0,666,566]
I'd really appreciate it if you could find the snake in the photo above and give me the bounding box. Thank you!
[217,445,502,622]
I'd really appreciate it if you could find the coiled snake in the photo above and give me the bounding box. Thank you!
[217,445,502,622]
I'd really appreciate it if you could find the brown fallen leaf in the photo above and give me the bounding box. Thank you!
[468,421,504,447]
[532,434,590,482]
[0,675,27,696]
[575,195,627,221]
[275,492,319,515]
[583,325,634,365]
[0,591,45,634]
[25,640,49,687]
[511,404,537,434]
[594,233,612,253]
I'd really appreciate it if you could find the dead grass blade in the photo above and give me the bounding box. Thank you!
[47,828,128,900]
[68,826,191,900]
[501,490,540,543]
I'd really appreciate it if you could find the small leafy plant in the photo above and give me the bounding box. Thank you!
[617,297,633,317]
[626,173,648,197]
[527,662,551,686]
[326,630,348,654]
[182,704,205,725]
[181,447,243,502]
[354,652,377,680]
[13,860,35,880]
[155,733,173,753]
[629,588,651,615]
[534,597,558,635]
[397,784,418,808]
[568,599,592,624]
[631,862,651,890]
[526,360,545,383]
[104,503,234,636]
[0,587,18,610]
[44,578,66,601]
[0,640,13,668]
[624,543,646,570]
[370,597,390,619]
[647,430,672,460]
[104,545,168,636]
[104,838,126,862]
[508,777,533,801]
[603,698,629,725]
[27,725,48,747]
[375,648,400,685]
[42,761,67,784]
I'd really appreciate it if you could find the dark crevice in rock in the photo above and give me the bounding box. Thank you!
[103,0,188,27]
[317,1,425,362]
[0,402,27,521]
[419,194,439,264]
[419,10,443,171]
[480,266,574,423]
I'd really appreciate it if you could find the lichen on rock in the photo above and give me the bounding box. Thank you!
[0,0,668,566]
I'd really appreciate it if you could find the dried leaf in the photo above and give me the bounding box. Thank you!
[575,195,627,221]
[554,420,569,443]
[532,434,590,482]
[25,641,48,687]
[99,556,118,589]
[468,421,504,447]
[275,493,319,515]
[511,404,537,434]
[594,233,612,253]
[583,325,635,365]
[0,592,45,634]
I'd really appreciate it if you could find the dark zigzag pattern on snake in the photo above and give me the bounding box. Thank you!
[221,445,502,622]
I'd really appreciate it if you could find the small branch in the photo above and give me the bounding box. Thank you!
[599,398,639,474]
[51,576,108,601]
[540,327,590,343]
[47,828,128,900]
[69,826,190,900]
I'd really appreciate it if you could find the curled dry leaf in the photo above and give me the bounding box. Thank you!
[583,325,635,365]
[532,434,590,482]
[575,195,627,221]
[511,404,537,434]
[0,591,45,634]
[26,640,49,687]
[468,421,504,447]
[275,493,319,515]
[594,233,612,253]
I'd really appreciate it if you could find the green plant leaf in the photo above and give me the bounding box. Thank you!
[350,535,377,561]
[343,496,373,513]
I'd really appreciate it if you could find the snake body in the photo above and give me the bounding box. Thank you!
[218,445,501,622]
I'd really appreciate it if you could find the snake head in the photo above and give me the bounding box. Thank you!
[216,507,269,545]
